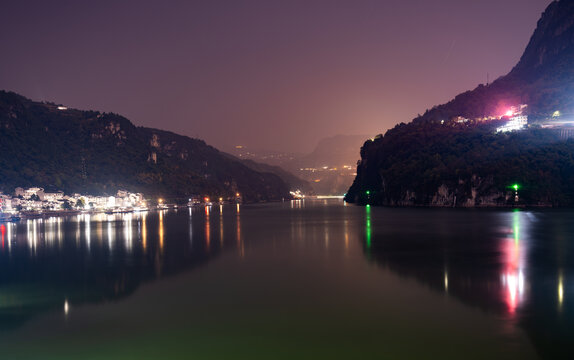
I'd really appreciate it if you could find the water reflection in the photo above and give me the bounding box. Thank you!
[0,206,243,330]
[205,206,211,251]
[363,207,574,358]
[558,270,564,311]
[158,210,164,253]
[236,204,243,258]
[4,201,574,358]
[142,213,147,252]
[365,205,371,250]
[501,210,528,314]
[1,224,5,250]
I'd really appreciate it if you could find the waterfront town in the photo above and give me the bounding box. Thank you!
[0,186,248,221]
[0,187,150,220]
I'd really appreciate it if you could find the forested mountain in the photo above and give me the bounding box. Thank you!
[0,91,289,202]
[413,0,574,124]
[346,0,574,207]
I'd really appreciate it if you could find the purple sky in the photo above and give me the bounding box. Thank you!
[0,0,552,153]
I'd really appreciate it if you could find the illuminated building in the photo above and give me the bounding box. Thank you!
[496,115,528,133]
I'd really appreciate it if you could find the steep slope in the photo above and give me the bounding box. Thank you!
[0,91,289,202]
[346,0,574,207]
[414,0,574,124]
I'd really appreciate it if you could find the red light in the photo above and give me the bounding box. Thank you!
[0,224,5,236]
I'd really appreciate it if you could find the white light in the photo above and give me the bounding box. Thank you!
[64,299,69,315]
[559,273,564,308]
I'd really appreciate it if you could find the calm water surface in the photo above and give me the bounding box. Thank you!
[0,200,572,359]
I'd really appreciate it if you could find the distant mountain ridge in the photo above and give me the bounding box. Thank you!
[227,134,369,195]
[299,134,368,168]
[346,0,574,207]
[0,90,289,202]
[414,0,574,124]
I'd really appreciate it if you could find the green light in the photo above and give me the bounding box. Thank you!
[365,205,371,248]
[512,184,520,191]
[366,191,370,195]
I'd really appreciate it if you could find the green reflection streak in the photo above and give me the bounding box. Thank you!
[366,205,371,248]
[513,209,520,244]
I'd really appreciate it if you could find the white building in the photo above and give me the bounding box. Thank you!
[497,115,528,133]
[44,191,64,202]
[15,187,45,200]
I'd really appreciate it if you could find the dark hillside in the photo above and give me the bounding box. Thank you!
[346,0,574,207]
[0,91,289,202]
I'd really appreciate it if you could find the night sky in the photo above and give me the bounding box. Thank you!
[0,0,552,153]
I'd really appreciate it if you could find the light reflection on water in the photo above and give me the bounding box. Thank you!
[0,201,573,358]
[363,205,574,358]
[501,210,528,315]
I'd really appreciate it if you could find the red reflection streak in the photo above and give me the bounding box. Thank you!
[502,236,523,314]
[0,224,5,250]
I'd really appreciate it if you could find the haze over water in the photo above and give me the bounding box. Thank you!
[0,200,571,358]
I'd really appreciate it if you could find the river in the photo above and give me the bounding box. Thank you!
[0,199,571,359]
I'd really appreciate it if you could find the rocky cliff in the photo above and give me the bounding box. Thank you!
[346,0,574,207]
